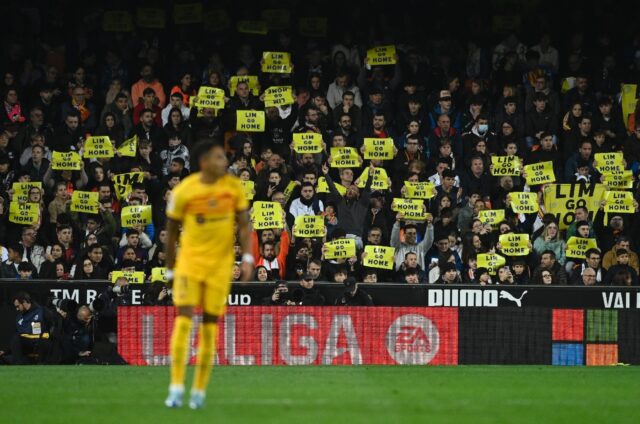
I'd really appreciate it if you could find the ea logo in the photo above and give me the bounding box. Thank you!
[385,314,440,365]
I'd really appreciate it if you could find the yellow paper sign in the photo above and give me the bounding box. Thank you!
[241,180,255,200]
[604,191,634,214]
[477,253,506,275]
[491,155,521,176]
[112,172,145,200]
[317,177,347,196]
[117,135,138,157]
[363,138,394,160]
[229,76,260,96]
[362,245,396,270]
[136,8,166,29]
[102,11,134,32]
[509,192,539,214]
[151,267,167,282]
[12,182,41,203]
[9,202,39,225]
[51,151,81,170]
[366,45,397,66]
[70,191,99,214]
[524,161,555,185]
[324,239,357,260]
[602,170,634,190]
[621,84,638,124]
[283,181,297,202]
[121,205,153,228]
[174,3,203,24]
[84,136,114,158]
[498,234,530,256]
[356,167,389,190]
[261,9,290,30]
[237,20,268,35]
[194,86,225,109]
[594,152,624,174]
[543,183,607,229]
[251,201,284,230]
[294,215,324,237]
[566,237,598,259]
[293,132,323,153]
[478,209,505,227]
[236,110,265,132]
[298,17,327,37]
[264,86,295,107]
[261,52,292,74]
[404,181,436,199]
[111,271,145,284]
[330,147,360,168]
[392,198,428,221]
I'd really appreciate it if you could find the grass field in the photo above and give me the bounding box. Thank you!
[2,366,639,424]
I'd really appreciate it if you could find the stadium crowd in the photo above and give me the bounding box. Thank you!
[1,4,640,292]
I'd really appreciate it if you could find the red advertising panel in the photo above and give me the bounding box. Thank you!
[118,306,458,366]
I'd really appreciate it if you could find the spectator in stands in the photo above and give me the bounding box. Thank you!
[435,262,462,284]
[603,249,639,286]
[533,221,566,265]
[390,212,434,270]
[334,277,373,305]
[131,64,166,108]
[576,267,598,286]
[60,87,97,133]
[396,251,427,284]
[532,250,568,285]
[602,236,639,274]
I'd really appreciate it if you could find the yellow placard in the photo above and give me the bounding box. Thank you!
[236,110,265,132]
[12,182,41,203]
[604,191,634,214]
[594,152,624,174]
[251,201,284,230]
[317,177,347,196]
[543,183,607,229]
[241,180,255,201]
[83,136,114,158]
[509,192,539,214]
[264,86,295,107]
[121,205,153,228]
[229,76,260,96]
[477,253,506,275]
[294,215,324,238]
[151,267,167,282]
[102,11,134,32]
[293,132,323,154]
[283,181,297,202]
[261,52,292,74]
[298,17,327,37]
[111,271,145,284]
[112,172,145,200]
[329,147,360,168]
[566,237,599,259]
[404,181,436,199]
[70,191,99,214]
[524,161,555,186]
[498,234,530,256]
[324,239,356,260]
[491,155,521,176]
[356,167,389,190]
[136,8,166,29]
[51,151,81,170]
[117,135,138,157]
[363,138,394,160]
[174,3,203,24]
[366,45,397,66]
[621,84,638,123]
[194,86,225,109]
[602,170,634,190]
[392,198,428,221]
[9,202,39,225]
[237,20,268,35]
[261,9,290,30]
[478,209,505,227]
[362,245,395,270]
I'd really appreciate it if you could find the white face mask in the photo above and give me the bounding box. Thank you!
[478,124,488,135]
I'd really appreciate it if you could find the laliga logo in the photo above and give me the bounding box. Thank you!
[385,314,440,365]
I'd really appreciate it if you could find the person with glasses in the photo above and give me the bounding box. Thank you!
[533,221,566,265]
[532,250,568,285]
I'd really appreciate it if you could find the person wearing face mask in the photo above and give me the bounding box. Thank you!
[461,114,495,162]
[160,135,190,176]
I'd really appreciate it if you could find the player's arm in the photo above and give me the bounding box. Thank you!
[236,209,255,281]
[164,218,181,284]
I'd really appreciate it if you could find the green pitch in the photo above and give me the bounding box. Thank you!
[2,366,639,424]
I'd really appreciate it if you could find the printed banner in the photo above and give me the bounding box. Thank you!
[363,138,394,160]
[366,45,397,66]
[621,84,637,123]
[293,132,323,153]
[111,271,146,284]
[330,147,360,168]
[236,110,265,132]
[478,209,505,227]
[604,191,634,214]
[477,253,506,275]
[194,86,225,109]
[51,151,81,170]
[524,161,555,186]
[294,215,324,238]
[356,167,389,190]
[251,201,284,230]
[324,239,356,260]
[594,152,624,174]
[112,172,145,200]
[151,267,167,283]
[241,180,255,200]
[117,135,138,157]
[543,184,607,229]
[83,136,114,158]
[498,234,530,256]
[602,171,633,190]
[362,245,396,269]
[392,198,428,221]
[491,155,521,176]
[566,237,598,259]
[404,181,435,199]
[317,177,347,196]
[261,52,292,73]
[11,182,41,203]
[70,191,99,214]
[283,181,297,202]
[264,86,295,108]
[229,76,260,96]
[509,192,538,214]
[121,205,153,228]
[8,202,39,225]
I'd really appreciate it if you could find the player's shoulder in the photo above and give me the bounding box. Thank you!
[220,173,243,187]
[174,173,201,191]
